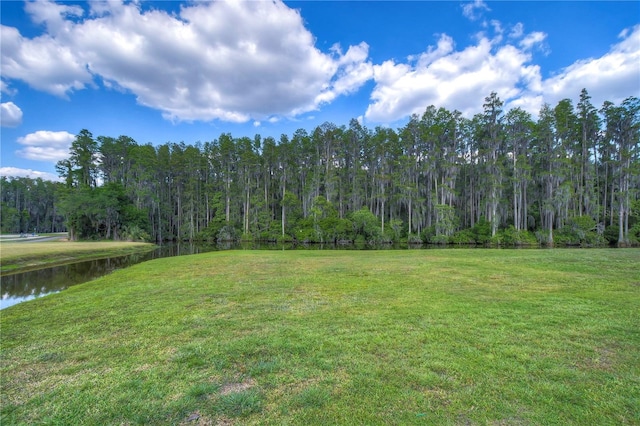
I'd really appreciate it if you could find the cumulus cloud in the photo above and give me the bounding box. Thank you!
[24,0,83,34]
[520,32,547,51]
[1,25,92,97]
[365,22,639,123]
[16,130,75,162]
[509,23,525,39]
[3,1,637,128]
[1,102,23,127]
[462,0,490,21]
[312,42,373,107]
[0,167,61,181]
[1,0,372,122]
[1,80,16,95]
[539,24,640,109]
[365,30,543,121]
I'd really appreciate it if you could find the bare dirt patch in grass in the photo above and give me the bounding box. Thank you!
[219,378,256,396]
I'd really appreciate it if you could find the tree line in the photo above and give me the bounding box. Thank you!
[0,176,65,235]
[2,90,639,246]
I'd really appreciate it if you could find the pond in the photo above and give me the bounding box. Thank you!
[0,242,223,310]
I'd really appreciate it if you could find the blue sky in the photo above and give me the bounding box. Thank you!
[1,0,639,181]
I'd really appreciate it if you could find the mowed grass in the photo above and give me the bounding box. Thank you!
[1,249,639,425]
[0,241,155,273]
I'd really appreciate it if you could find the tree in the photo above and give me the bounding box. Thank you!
[533,104,560,245]
[576,89,600,219]
[60,129,99,188]
[21,88,637,245]
[478,92,504,236]
[602,97,640,246]
[351,206,382,242]
[504,107,534,231]
[0,177,64,233]
[553,98,577,229]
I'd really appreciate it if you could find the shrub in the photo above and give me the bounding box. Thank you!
[351,207,382,242]
[354,234,367,249]
[555,216,606,246]
[295,227,320,243]
[496,226,538,246]
[428,234,450,245]
[407,234,423,244]
[277,234,294,244]
[121,225,151,242]
[470,218,492,245]
[451,229,475,244]
[421,226,435,243]
[217,225,240,242]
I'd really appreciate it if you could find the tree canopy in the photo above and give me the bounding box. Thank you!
[3,90,639,246]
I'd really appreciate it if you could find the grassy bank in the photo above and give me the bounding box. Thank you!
[1,249,639,425]
[0,241,156,274]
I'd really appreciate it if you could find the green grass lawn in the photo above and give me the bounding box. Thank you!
[1,249,639,425]
[0,241,155,273]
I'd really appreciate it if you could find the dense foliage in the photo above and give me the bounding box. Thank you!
[2,90,639,245]
[0,176,65,234]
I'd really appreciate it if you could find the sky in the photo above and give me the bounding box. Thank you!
[1,0,639,182]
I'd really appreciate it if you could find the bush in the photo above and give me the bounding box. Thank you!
[631,223,640,241]
[351,207,382,242]
[354,234,367,248]
[470,218,492,245]
[374,233,393,245]
[428,234,450,245]
[451,229,475,244]
[195,226,217,242]
[535,229,553,246]
[554,227,581,245]
[407,234,423,244]
[421,226,435,243]
[217,225,240,242]
[495,226,538,246]
[277,234,294,244]
[603,225,619,244]
[295,226,320,243]
[555,216,606,246]
[386,219,404,242]
[121,225,151,242]
[604,223,640,246]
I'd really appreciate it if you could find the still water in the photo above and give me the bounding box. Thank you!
[0,242,225,310]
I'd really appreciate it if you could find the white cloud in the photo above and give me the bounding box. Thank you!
[509,23,525,39]
[16,130,74,162]
[1,102,23,127]
[1,80,17,95]
[540,24,640,109]
[1,0,371,123]
[365,23,639,123]
[24,0,83,34]
[366,34,541,121]
[462,0,490,21]
[0,25,92,97]
[0,167,61,182]
[520,31,548,52]
[312,42,374,107]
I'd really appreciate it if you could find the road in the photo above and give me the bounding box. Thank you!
[0,233,68,243]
